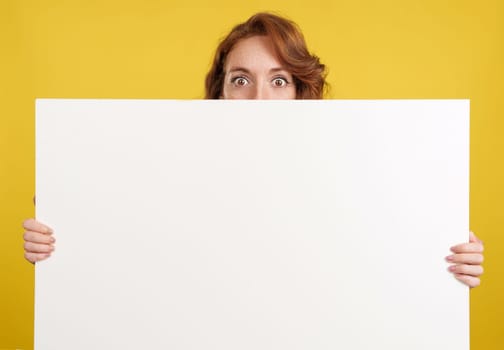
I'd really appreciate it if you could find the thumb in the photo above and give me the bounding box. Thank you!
[469,231,483,244]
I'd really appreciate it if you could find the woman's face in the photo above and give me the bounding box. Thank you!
[221,36,296,100]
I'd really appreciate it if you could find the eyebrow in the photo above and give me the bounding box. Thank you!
[227,67,290,74]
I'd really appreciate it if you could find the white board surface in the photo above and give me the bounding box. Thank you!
[35,100,469,350]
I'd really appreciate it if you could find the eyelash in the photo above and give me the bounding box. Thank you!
[230,76,250,86]
[229,75,292,87]
[272,77,290,87]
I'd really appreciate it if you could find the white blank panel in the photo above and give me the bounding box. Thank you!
[35,100,469,350]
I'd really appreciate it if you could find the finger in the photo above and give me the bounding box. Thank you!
[23,230,55,244]
[450,242,484,254]
[454,274,481,288]
[24,241,55,254]
[448,264,484,277]
[445,253,483,265]
[25,252,51,263]
[22,218,53,234]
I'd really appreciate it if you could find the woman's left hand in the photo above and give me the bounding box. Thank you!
[446,231,484,288]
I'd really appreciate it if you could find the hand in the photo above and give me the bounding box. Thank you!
[23,218,55,263]
[446,231,484,288]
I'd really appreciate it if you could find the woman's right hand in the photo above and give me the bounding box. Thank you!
[23,218,55,263]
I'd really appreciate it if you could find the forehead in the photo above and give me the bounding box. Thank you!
[225,36,285,72]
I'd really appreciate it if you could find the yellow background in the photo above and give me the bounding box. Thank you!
[1,0,502,349]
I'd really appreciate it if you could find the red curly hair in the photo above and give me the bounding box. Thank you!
[205,12,327,99]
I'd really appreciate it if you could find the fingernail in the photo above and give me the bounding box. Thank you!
[445,255,454,261]
[50,237,55,243]
[448,265,456,272]
[50,245,55,251]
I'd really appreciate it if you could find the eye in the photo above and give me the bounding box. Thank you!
[231,76,249,87]
[272,77,289,87]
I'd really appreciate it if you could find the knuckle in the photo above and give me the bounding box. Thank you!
[457,265,469,274]
[453,254,465,263]
[460,265,468,274]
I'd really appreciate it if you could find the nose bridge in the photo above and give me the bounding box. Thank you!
[252,81,271,100]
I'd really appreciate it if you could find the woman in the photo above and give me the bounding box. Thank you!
[23,12,484,287]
